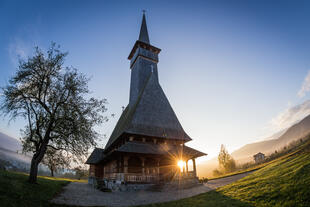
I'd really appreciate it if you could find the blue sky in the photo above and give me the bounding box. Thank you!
[1,0,310,160]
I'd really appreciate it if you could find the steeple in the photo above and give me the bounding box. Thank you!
[127,13,161,107]
[103,13,192,152]
[138,12,150,44]
[86,14,207,182]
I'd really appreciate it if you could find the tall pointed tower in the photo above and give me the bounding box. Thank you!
[128,13,160,107]
[86,14,206,187]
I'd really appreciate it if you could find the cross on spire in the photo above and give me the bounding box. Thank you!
[138,11,150,44]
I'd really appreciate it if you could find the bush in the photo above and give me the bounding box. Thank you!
[225,158,236,173]
[213,169,223,177]
[218,144,237,173]
[199,177,208,183]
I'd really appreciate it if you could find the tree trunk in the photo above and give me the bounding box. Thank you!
[28,143,48,183]
[29,157,39,183]
[51,168,54,177]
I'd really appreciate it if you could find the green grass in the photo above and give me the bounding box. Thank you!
[209,150,296,181]
[38,175,87,183]
[1,141,310,207]
[0,170,73,207]
[209,143,309,181]
[138,141,310,207]
[208,164,264,181]
[219,150,310,206]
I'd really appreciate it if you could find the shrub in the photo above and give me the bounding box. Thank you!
[199,177,208,183]
[213,169,223,177]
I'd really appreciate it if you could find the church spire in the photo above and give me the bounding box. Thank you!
[138,11,150,44]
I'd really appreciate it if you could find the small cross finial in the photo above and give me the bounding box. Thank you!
[142,9,146,14]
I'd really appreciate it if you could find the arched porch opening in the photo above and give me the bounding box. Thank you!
[187,159,194,172]
[128,156,142,173]
[145,158,157,174]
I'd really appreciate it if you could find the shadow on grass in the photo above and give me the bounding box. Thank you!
[0,170,69,207]
[135,190,253,207]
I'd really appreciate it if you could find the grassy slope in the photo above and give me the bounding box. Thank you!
[208,164,264,181]
[139,141,310,207]
[221,152,310,206]
[209,150,293,181]
[1,141,309,207]
[0,171,76,207]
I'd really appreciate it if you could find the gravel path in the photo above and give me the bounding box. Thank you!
[52,171,253,207]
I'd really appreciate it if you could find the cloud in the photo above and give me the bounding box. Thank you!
[298,70,310,98]
[270,99,310,131]
[8,38,31,67]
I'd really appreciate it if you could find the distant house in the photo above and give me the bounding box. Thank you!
[253,152,265,163]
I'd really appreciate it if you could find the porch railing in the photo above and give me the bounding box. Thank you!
[103,173,159,183]
[126,173,158,183]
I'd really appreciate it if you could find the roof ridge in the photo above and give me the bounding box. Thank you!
[104,73,153,151]
[125,73,192,141]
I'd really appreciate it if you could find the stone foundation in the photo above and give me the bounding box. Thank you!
[88,177,154,192]
[89,176,200,192]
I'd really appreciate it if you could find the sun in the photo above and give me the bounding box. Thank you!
[177,160,185,170]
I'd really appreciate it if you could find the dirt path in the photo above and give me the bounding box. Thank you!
[52,171,253,207]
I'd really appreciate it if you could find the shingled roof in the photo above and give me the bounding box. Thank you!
[85,148,105,164]
[105,72,192,151]
[105,141,207,160]
[86,14,207,165]
[103,14,193,152]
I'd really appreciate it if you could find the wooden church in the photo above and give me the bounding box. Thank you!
[86,14,206,185]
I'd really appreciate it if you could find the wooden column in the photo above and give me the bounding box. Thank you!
[116,156,120,173]
[154,158,160,180]
[157,159,160,175]
[186,160,188,174]
[141,157,145,174]
[103,165,106,178]
[124,156,129,173]
[89,164,95,177]
[121,155,124,173]
[192,158,197,177]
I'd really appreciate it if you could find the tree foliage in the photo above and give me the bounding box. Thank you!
[73,165,88,180]
[42,148,70,177]
[218,144,236,173]
[213,168,223,177]
[1,43,107,183]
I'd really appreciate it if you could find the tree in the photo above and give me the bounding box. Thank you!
[226,158,236,172]
[73,165,88,180]
[218,144,236,173]
[213,168,222,177]
[42,148,70,177]
[1,43,107,183]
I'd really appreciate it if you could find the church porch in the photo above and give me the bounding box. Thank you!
[90,158,199,184]
[89,143,203,184]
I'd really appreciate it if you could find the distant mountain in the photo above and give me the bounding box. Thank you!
[198,114,310,178]
[0,132,22,152]
[0,131,50,174]
[232,114,310,162]
[0,131,32,171]
[264,129,287,140]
